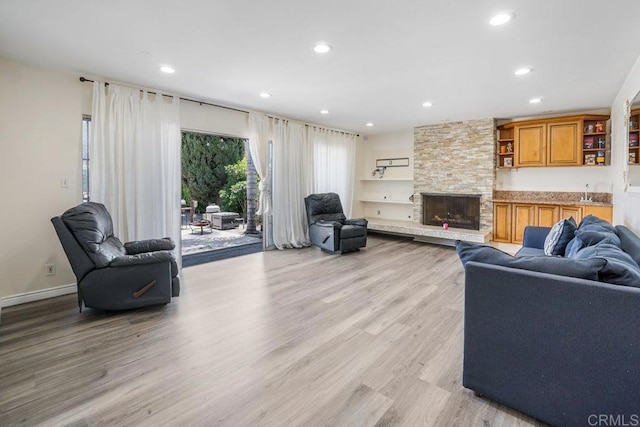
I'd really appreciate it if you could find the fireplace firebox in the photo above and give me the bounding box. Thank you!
[421,193,481,230]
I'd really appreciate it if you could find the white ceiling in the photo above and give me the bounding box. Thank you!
[1,0,639,134]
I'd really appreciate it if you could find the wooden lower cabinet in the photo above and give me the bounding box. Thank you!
[583,206,613,223]
[512,204,536,245]
[536,205,560,228]
[559,206,583,224]
[493,202,613,244]
[493,203,512,243]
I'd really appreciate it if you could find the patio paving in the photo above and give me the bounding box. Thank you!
[181,225,262,256]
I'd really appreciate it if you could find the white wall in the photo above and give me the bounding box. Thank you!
[0,56,250,304]
[496,167,612,193]
[0,57,86,301]
[180,100,249,139]
[611,55,640,232]
[354,130,414,220]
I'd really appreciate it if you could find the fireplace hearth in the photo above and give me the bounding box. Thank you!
[422,193,481,230]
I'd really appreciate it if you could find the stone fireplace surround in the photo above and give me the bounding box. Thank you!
[413,119,495,232]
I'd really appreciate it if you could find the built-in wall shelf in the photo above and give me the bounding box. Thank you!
[359,176,414,222]
[630,108,639,165]
[359,199,413,205]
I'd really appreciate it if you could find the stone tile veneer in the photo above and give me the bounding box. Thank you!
[414,119,496,230]
[493,190,612,205]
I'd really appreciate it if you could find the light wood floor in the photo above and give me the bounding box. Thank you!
[0,235,544,427]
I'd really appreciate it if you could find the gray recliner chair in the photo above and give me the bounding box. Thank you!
[304,193,368,254]
[51,202,180,311]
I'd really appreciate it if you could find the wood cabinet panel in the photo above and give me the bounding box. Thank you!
[492,203,612,244]
[547,121,580,166]
[493,203,512,243]
[536,205,560,227]
[515,124,546,167]
[497,114,609,169]
[559,206,583,224]
[512,204,536,244]
[583,206,612,223]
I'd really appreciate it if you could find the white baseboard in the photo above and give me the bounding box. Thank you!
[1,283,77,308]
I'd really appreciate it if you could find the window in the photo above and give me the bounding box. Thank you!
[82,116,91,202]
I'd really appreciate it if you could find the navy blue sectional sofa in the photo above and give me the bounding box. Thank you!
[458,216,640,426]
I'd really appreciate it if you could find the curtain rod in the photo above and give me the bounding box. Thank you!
[79,76,249,114]
[79,77,359,137]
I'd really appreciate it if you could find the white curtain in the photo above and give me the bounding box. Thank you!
[310,127,357,217]
[248,112,272,215]
[247,113,356,250]
[90,82,182,258]
[272,120,313,248]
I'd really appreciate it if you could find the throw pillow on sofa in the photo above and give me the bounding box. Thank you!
[564,227,622,258]
[564,215,619,258]
[455,241,605,281]
[573,243,640,287]
[574,229,621,248]
[564,236,584,258]
[544,217,577,256]
[578,215,616,233]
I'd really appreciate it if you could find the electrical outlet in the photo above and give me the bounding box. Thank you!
[45,263,55,276]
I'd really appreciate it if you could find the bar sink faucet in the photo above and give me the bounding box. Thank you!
[580,184,593,203]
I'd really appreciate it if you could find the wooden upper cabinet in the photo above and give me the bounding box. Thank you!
[515,124,546,167]
[547,121,580,166]
[498,114,609,168]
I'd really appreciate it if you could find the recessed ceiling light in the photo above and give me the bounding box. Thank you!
[259,92,271,98]
[160,66,175,74]
[366,122,374,127]
[313,42,332,54]
[529,97,542,104]
[422,101,433,107]
[514,67,532,75]
[489,12,514,26]
[320,109,329,114]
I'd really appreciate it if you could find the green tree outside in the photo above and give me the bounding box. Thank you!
[219,157,248,217]
[181,132,244,213]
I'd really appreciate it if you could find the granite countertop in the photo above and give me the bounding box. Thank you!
[490,199,613,207]
[491,190,613,207]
